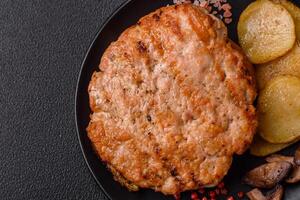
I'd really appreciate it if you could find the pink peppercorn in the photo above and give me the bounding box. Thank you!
[217,182,225,189]
[200,1,208,8]
[199,188,205,194]
[227,196,234,200]
[221,188,228,195]
[223,10,232,18]
[224,18,232,24]
[174,193,180,200]
[237,191,244,198]
[206,6,212,12]
[191,192,199,200]
[221,3,232,10]
[209,191,216,198]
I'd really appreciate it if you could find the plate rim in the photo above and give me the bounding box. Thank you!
[74,0,300,199]
[74,1,133,199]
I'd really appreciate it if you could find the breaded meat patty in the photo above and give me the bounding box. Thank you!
[87,4,257,195]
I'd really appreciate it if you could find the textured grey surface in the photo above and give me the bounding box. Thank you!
[0,0,125,199]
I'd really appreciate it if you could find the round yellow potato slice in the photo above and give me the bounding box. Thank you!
[273,0,300,39]
[238,0,296,64]
[258,75,300,143]
[256,43,300,90]
[250,135,298,157]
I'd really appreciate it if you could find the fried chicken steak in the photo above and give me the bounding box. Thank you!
[87,4,257,195]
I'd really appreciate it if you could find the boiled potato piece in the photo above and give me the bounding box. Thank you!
[256,43,300,90]
[258,76,300,143]
[273,0,300,39]
[250,135,298,156]
[238,0,295,64]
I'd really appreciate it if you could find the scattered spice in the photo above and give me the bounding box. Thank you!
[224,18,232,24]
[221,188,228,195]
[223,10,232,18]
[221,3,231,10]
[217,182,225,189]
[191,192,199,200]
[174,193,181,200]
[173,0,192,4]
[199,188,205,194]
[173,0,233,24]
[209,191,216,198]
[206,6,212,12]
[200,1,208,8]
[177,181,250,200]
[227,196,234,200]
[237,191,244,198]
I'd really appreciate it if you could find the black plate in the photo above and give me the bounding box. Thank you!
[75,0,300,199]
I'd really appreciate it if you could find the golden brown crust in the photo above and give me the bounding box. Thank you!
[87,4,257,195]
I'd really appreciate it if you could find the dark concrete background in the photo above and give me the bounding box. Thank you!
[0,1,125,199]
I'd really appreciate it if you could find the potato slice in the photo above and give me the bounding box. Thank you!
[273,0,300,39]
[256,43,300,90]
[258,75,300,143]
[250,135,297,157]
[238,0,295,64]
